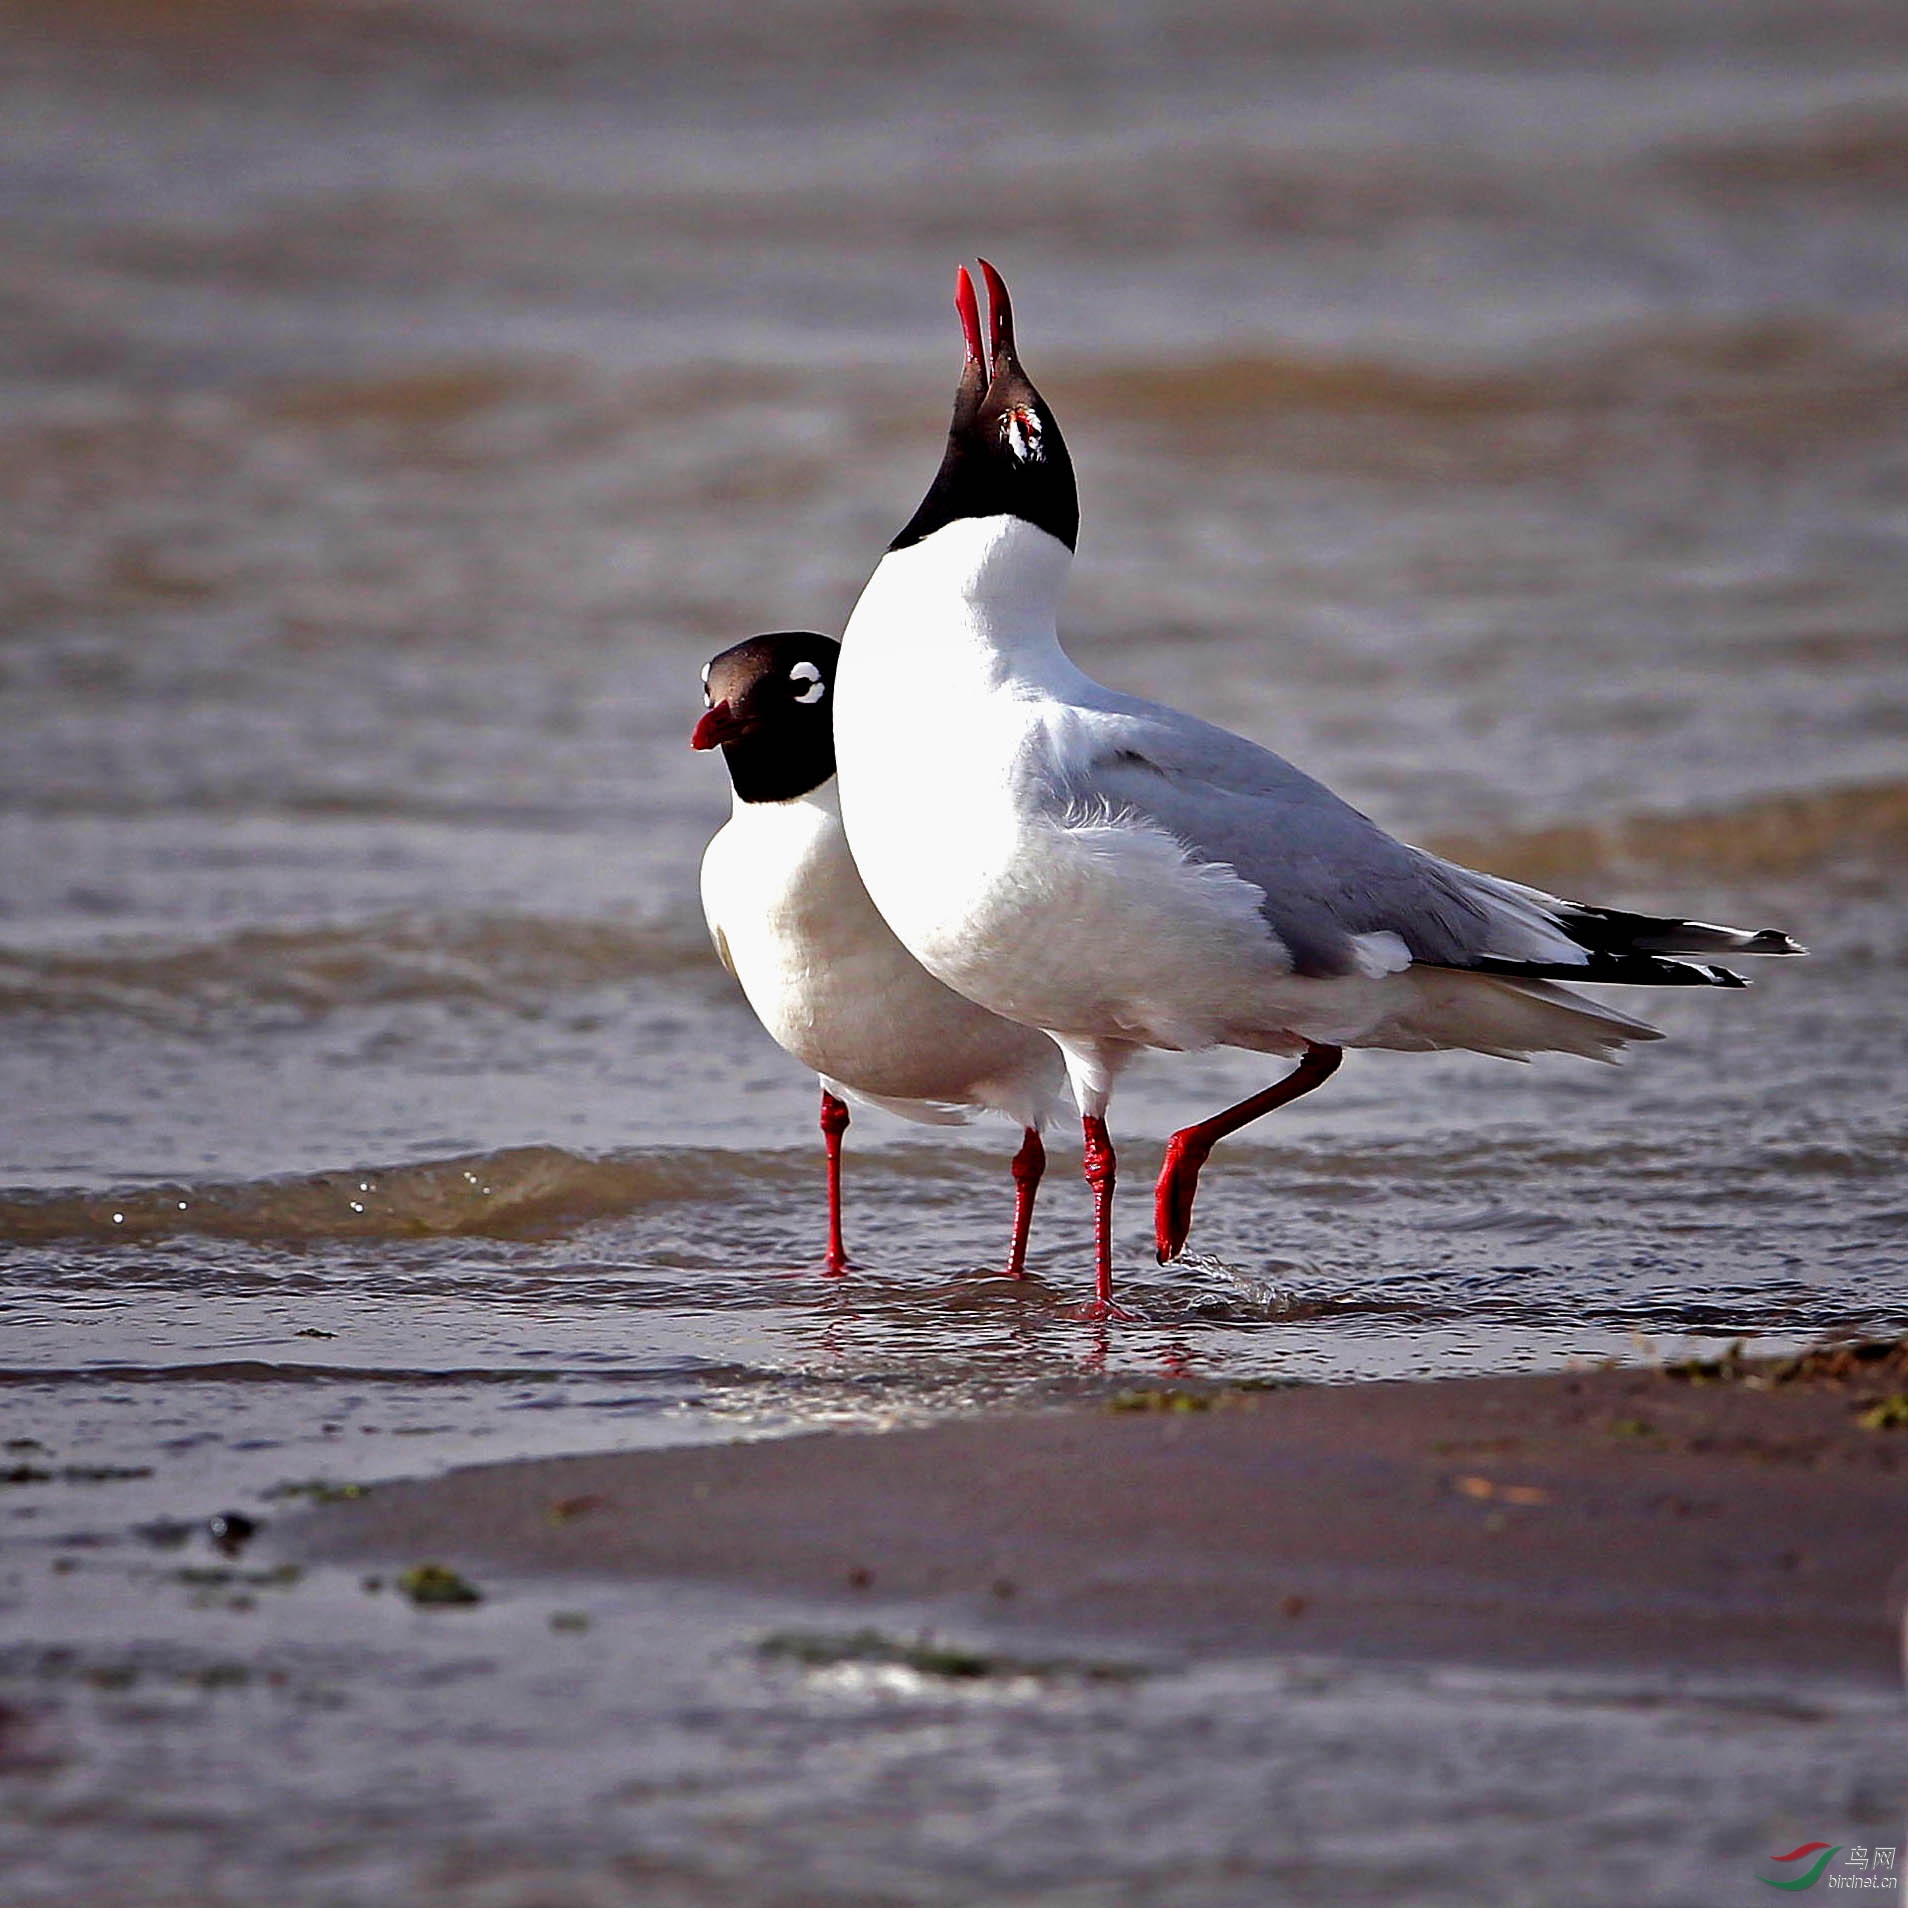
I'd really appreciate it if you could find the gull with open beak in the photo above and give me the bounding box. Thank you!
[831,261,1803,1318]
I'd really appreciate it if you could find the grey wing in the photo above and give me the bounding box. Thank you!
[1056,699,1505,975]
[1051,694,1798,985]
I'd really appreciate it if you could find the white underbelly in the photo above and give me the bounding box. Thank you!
[845,771,1307,1054]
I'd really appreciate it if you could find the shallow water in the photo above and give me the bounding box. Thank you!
[2,0,1906,1899]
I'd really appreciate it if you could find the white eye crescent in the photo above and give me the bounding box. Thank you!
[789,660,825,704]
[1001,405,1043,463]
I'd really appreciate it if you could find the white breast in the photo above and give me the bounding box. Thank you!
[834,521,1056,968]
[699,780,1063,1129]
[835,521,1293,1053]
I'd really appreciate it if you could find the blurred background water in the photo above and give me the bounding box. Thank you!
[1,2,1905,1900]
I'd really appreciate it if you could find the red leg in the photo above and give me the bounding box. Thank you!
[1077,1115,1136,1321]
[819,1089,851,1276]
[1003,1126,1045,1279]
[1154,1043,1343,1263]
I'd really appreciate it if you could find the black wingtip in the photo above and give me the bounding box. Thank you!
[1468,951,1753,988]
[1546,901,1806,964]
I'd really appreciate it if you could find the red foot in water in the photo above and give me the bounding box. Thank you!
[1153,1128,1214,1264]
[1152,1045,1344,1262]
[820,1088,852,1276]
[1061,1296,1142,1325]
[1003,1126,1045,1279]
[1080,1113,1125,1315]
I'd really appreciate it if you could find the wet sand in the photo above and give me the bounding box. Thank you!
[289,1341,1908,1688]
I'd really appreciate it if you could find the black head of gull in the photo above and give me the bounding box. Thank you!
[692,630,839,804]
[890,259,1078,556]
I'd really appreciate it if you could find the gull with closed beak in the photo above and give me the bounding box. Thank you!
[695,629,1066,1279]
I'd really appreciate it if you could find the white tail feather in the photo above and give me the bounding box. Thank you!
[1378,969,1662,1061]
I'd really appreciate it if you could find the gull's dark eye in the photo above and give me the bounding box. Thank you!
[788,661,825,705]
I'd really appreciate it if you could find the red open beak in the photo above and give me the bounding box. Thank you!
[976,257,1017,369]
[691,699,753,750]
[954,264,984,366]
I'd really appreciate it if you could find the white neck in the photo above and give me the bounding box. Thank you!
[849,515,1073,680]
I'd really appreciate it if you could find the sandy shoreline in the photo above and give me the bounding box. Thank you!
[283,1342,1908,1689]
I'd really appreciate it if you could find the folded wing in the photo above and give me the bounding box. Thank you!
[1047,690,1802,988]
